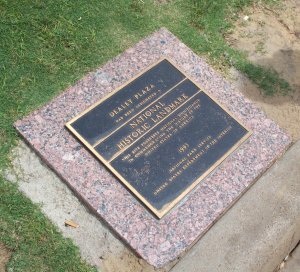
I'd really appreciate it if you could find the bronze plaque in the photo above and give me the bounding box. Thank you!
[66,59,251,218]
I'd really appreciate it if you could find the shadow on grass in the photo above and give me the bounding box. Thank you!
[237,49,300,101]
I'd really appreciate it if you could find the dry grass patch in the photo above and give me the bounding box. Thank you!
[0,243,11,272]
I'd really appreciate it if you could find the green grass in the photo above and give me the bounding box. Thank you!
[0,0,290,271]
[187,0,291,95]
[0,180,97,272]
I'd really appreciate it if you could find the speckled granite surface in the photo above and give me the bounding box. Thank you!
[15,28,291,268]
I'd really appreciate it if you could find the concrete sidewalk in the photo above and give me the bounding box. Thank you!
[171,141,300,272]
[281,242,300,272]
[5,140,300,272]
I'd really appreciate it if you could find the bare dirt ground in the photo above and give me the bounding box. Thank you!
[0,244,11,272]
[229,0,300,141]
[230,3,300,269]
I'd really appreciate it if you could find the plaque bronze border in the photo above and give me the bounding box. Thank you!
[65,58,252,219]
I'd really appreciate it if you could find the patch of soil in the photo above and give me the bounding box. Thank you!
[228,0,300,141]
[0,244,11,272]
[100,250,163,272]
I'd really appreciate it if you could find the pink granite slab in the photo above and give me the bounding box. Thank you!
[15,28,291,268]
